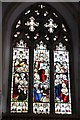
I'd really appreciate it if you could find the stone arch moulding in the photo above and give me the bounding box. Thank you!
[2,2,78,114]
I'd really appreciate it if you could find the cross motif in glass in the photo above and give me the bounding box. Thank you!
[10,2,72,115]
[25,17,39,32]
[38,4,45,9]
[44,18,58,33]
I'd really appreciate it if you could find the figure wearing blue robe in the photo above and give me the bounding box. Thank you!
[55,84,61,100]
[34,88,42,101]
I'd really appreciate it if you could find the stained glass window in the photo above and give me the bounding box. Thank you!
[54,43,72,114]
[33,41,50,114]
[10,2,72,115]
[11,39,29,113]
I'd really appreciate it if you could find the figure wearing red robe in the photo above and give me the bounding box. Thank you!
[39,69,47,82]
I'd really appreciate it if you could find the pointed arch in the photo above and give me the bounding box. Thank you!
[8,2,73,114]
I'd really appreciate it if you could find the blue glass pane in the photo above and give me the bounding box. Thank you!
[54,43,72,114]
[33,41,50,114]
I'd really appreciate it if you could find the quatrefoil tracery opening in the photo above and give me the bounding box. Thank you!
[25,17,39,32]
[14,3,69,43]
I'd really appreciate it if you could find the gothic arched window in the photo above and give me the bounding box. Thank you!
[10,2,72,115]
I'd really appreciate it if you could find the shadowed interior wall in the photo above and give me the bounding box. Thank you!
[2,2,80,114]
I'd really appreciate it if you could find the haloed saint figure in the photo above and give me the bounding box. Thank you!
[33,41,50,114]
[11,40,29,112]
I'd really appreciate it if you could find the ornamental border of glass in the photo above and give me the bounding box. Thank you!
[10,2,72,114]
